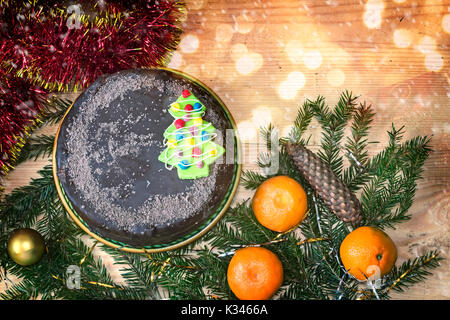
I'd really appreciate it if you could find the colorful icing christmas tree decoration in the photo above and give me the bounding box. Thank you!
[158,89,225,179]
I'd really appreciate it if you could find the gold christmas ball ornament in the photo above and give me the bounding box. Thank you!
[7,228,46,266]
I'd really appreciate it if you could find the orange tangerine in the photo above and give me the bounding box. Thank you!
[252,176,308,232]
[339,226,398,281]
[227,247,283,300]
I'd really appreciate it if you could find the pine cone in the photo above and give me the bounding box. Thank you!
[285,143,363,225]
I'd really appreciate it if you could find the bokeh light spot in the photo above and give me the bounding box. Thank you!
[424,0,444,15]
[363,10,382,29]
[425,51,444,72]
[363,0,385,29]
[252,107,272,128]
[235,52,263,75]
[183,64,201,77]
[287,71,307,86]
[180,34,199,54]
[282,125,293,138]
[328,47,350,66]
[236,56,255,75]
[235,14,254,34]
[285,40,304,64]
[167,51,183,69]
[189,0,206,10]
[303,50,322,70]
[443,14,450,33]
[278,82,297,100]
[416,36,436,54]
[216,24,234,42]
[278,72,306,100]
[201,63,218,78]
[230,43,248,61]
[237,121,257,142]
[393,29,412,48]
[366,0,385,11]
[327,69,346,87]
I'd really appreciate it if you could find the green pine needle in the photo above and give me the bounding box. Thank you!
[241,170,267,190]
[15,134,55,165]
[386,250,442,294]
[38,97,72,125]
[287,100,313,145]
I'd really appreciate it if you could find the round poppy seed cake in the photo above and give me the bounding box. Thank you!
[54,68,238,248]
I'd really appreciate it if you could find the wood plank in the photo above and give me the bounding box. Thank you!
[1,0,449,299]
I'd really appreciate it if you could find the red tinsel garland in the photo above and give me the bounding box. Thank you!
[1,0,185,91]
[0,68,47,177]
[0,0,185,179]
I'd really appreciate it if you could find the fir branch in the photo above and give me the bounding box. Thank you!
[205,201,277,249]
[36,199,72,242]
[358,251,443,300]
[105,245,205,299]
[0,96,70,181]
[0,164,56,231]
[386,250,442,295]
[38,96,72,126]
[345,101,375,165]
[259,123,278,151]
[308,95,331,125]
[299,197,353,297]
[332,90,359,125]
[0,278,40,300]
[342,102,376,192]
[240,170,267,190]
[309,91,357,176]
[190,248,232,299]
[14,134,55,165]
[287,100,313,145]
[360,128,432,229]
[44,238,143,300]
[59,238,118,299]
[103,248,165,299]
[156,249,208,299]
[256,123,284,176]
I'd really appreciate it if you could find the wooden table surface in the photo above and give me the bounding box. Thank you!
[2,0,449,299]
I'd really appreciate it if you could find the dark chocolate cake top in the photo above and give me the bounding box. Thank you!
[55,69,236,247]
